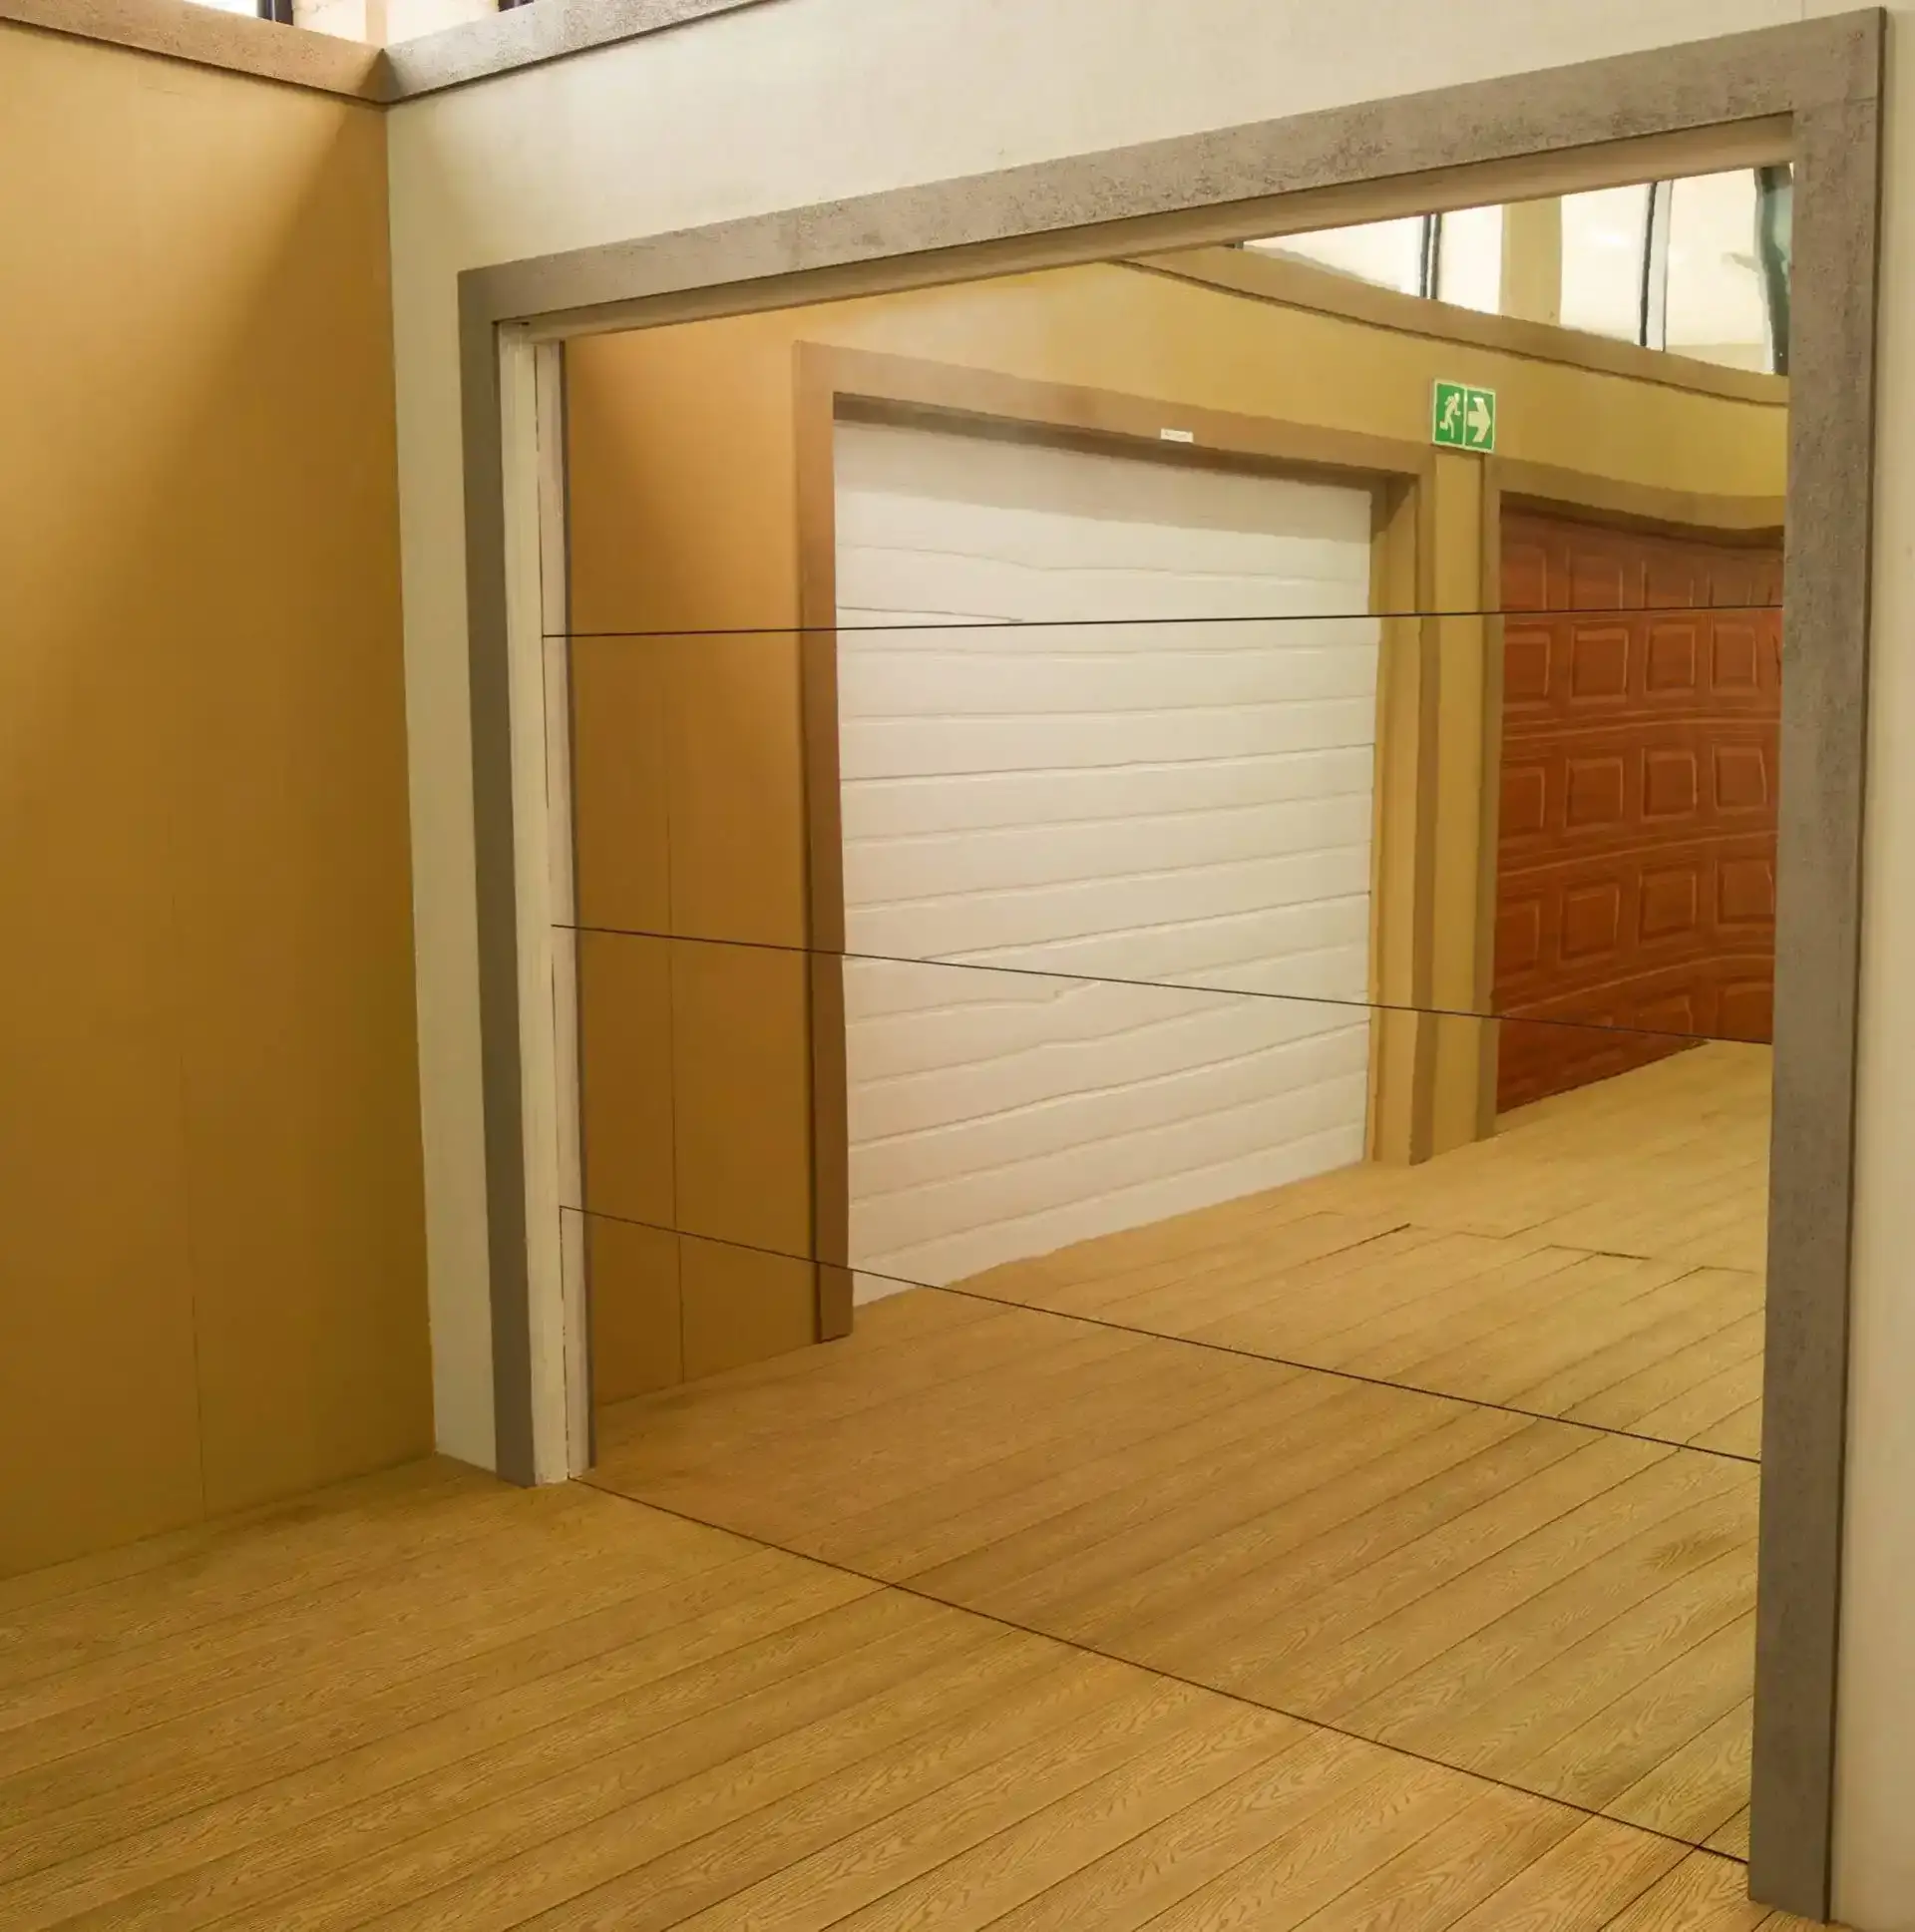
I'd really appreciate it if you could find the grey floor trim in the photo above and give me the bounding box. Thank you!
[452,14,1883,1919]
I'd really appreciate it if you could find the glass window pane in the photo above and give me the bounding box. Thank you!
[1436,204,1504,314]
[1246,218,1426,297]
[1666,171,1771,371]
[1560,185,1652,342]
[1755,166,1792,375]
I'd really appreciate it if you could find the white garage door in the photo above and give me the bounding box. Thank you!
[835,420,1380,1295]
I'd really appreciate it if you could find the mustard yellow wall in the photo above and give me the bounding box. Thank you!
[787,268,1782,493]
[569,266,1783,556]
[566,262,1786,1397]
[0,25,431,1575]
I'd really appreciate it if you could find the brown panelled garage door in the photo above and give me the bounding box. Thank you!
[1494,511,1782,1112]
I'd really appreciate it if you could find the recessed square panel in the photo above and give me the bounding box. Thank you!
[1570,550,1630,610]
[1646,554,1706,609]
[1562,882,1623,960]
[1640,867,1700,941]
[1644,749,1700,819]
[1721,857,1776,925]
[1569,627,1630,700]
[1504,544,1550,615]
[1504,630,1552,705]
[1637,992,1699,1037]
[1705,551,1762,608]
[1496,897,1545,974]
[1716,743,1772,811]
[1501,764,1549,838]
[1566,756,1627,828]
[1713,622,1761,691]
[1719,979,1775,1043]
[1646,622,1700,693]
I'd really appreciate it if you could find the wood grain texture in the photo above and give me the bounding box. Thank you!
[567,320,821,1388]
[668,940,814,1260]
[0,1461,1840,1931]
[568,636,671,937]
[593,1293,1763,1837]
[575,931,676,1230]
[586,1216,682,1403]
[5,1002,1771,1912]
[582,1045,1773,1847]
[1605,1850,1793,1930]
[964,1041,1769,1444]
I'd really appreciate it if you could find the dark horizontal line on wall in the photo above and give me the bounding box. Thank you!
[558,923,1774,1053]
[569,1202,1763,1472]
[551,600,1786,640]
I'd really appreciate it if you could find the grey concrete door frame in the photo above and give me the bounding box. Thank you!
[453,13,1882,1917]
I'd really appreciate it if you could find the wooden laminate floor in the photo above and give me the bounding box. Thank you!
[596,1291,1760,1843]
[2,1046,1792,1927]
[959,1043,1770,1457]
[1,1461,1813,1930]
[586,1044,1773,1878]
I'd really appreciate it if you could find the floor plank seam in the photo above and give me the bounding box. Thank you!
[887,1397,1687,1703]
[933,1284,1762,1468]
[574,1476,1741,1869]
[0,1486,634,1707]
[889,1413,1757,1849]
[0,1552,892,1900]
[865,1726,1522,1932]
[1587,1845,1770,1932]
[573,1216,1760,1465]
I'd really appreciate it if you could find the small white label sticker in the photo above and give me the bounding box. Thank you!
[1159,428,1196,443]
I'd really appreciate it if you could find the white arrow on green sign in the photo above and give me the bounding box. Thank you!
[1432,380,1496,453]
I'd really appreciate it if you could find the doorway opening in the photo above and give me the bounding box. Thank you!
[460,18,1870,1885]
[524,161,1794,1899]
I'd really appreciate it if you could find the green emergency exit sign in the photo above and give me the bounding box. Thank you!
[1432,381,1496,452]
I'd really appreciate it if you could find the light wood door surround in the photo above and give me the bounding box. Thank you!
[565,322,827,1407]
[1493,513,1782,1112]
